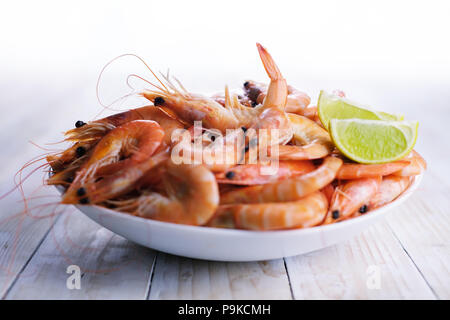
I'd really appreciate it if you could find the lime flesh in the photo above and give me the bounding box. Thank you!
[330,119,418,164]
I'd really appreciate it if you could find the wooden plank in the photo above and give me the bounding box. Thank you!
[386,172,450,299]
[148,253,292,300]
[0,83,91,297]
[0,177,59,297]
[285,222,435,299]
[5,210,156,300]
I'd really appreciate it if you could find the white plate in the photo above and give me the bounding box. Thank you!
[70,175,422,262]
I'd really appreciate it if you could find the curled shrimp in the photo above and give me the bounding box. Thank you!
[61,120,166,204]
[162,43,293,171]
[171,126,245,172]
[325,177,381,224]
[248,43,292,145]
[393,150,427,176]
[65,105,185,145]
[48,105,185,177]
[220,156,342,204]
[215,160,315,185]
[111,162,219,225]
[142,43,292,145]
[270,113,333,160]
[369,175,411,209]
[208,191,328,230]
[336,161,410,180]
[243,80,311,114]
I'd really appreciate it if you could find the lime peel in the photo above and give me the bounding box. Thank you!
[318,90,404,130]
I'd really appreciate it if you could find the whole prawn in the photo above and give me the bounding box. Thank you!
[215,160,315,185]
[142,43,292,145]
[65,105,186,145]
[325,177,381,223]
[243,80,311,114]
[369,175,411,209]
[111,161,219,225]
[61,120,167,204]
[208,191,328,230]
[220,156,342,204]
[47,105,184,179]
[271,113,334,160]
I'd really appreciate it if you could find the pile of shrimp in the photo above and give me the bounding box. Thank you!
[45,43,426,231]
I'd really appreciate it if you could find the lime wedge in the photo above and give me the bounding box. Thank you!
[330,119,418,164]
[318,90,404,129]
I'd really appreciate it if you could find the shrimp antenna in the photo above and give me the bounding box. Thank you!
[172,75,189,93]
[29,140,59,152]
[126,74,166,93]
[96,53,169,109]
[0,156,50,201]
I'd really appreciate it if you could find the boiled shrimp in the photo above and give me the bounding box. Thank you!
[325,177,381,224]
[247,43,292,145]
[393,150,427,176]
[61,120,166,204]
[65,105,185,145]
[215,160,315,185]
[142,78,254,131]
[111,162,219,225]
[47,140,97,172]
[220,156,342,204]
[165,43,293,170]
[208,191,328,230]
[243,80,311,114]
[48,105,183,174]
[268,113,333,160]
[369,175,411,209]
[336,161,410,180]
[142,43,292,144]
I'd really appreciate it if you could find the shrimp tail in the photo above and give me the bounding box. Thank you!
[256,43,283,81]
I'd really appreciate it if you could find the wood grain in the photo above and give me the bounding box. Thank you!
[386,173,450,299]
[148,253,292,300]
[0,83,90,298]
[5,211,156,299]
[285,222,436,299]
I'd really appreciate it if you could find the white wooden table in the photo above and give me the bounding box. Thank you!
[0,78,449,300]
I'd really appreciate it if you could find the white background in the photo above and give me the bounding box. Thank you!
[0,0,449,142]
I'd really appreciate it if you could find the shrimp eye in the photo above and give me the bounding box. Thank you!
[79,197,89,204]
[75,120,86,128]
[251,101,258,108]
[76,187,86,196]
[359,205,368,214]
[332,210,340,219]
[210,134,216,142]
[75,146,86,157]
[154,97,165,106]
[225,171,235,179]
[243,81,250,89]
